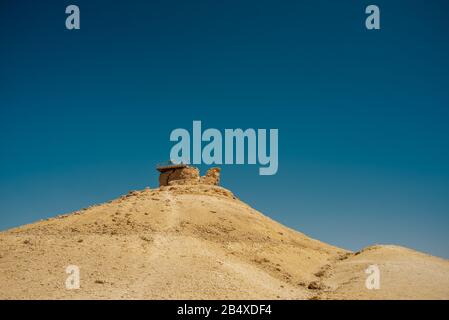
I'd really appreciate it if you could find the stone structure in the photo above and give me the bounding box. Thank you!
[157,165,221,187]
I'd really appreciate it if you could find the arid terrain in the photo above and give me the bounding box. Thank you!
[0,167,448,299]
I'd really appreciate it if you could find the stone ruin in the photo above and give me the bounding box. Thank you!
[157,164,221,187]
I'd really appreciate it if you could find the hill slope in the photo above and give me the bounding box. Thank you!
[0,184,448,299]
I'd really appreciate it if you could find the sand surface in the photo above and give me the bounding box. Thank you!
[0,184,448,299]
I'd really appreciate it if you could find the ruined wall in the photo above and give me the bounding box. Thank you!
[159,166,200,186]
[199,167,221,186]
[158,166,221,187]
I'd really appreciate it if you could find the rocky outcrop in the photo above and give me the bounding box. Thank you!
[158,166,221,187]
[200,167,221,186]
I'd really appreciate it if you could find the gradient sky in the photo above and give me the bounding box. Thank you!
[1,0,449,258]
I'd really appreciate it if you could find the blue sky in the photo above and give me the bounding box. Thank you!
[1,0,449,258]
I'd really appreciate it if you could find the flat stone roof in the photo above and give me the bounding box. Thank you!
[156,163,187,173]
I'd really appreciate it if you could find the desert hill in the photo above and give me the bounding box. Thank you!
[0,166,448,299]
[320,245,449,300]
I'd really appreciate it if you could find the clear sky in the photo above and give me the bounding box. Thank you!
[1,1,449,258]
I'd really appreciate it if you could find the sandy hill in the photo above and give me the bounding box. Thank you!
[0,167,448,299]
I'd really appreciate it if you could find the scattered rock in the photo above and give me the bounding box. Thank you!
[140,236,153,242]
[253,257,270,264]
[307,281,324,290]
[338,253,352,260]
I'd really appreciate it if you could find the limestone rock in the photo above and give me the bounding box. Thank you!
[200,167,221,186]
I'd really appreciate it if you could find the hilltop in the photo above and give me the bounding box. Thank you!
[0,166,448,299]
